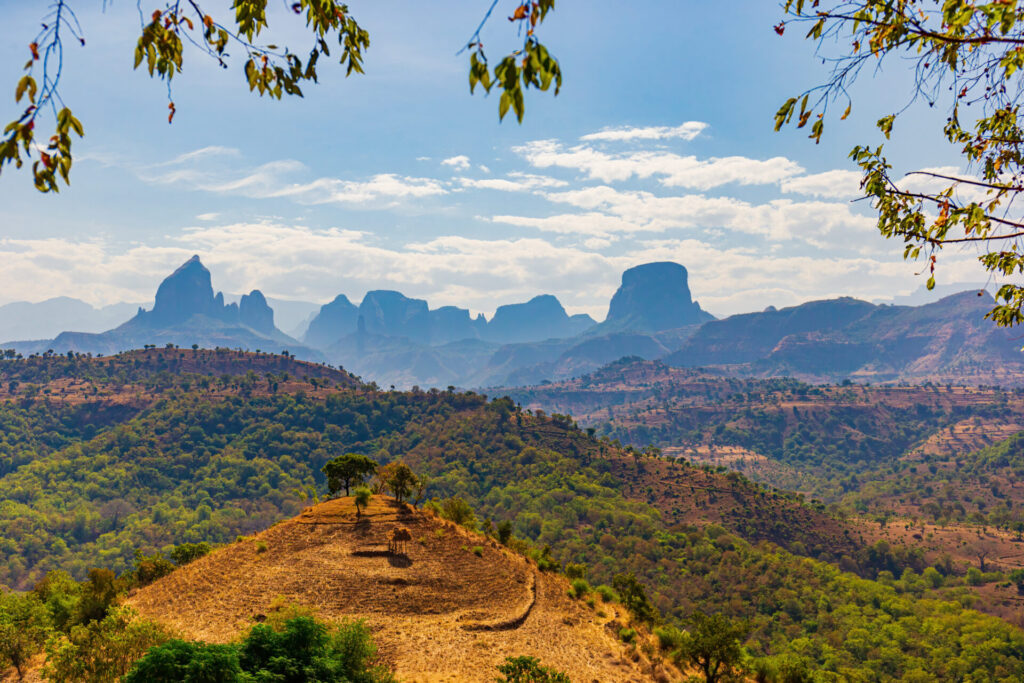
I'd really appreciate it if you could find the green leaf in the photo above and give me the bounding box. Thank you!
[499,91,511,121]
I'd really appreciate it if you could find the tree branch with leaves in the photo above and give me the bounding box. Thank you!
[1,1,561,193]
[776,0,1024,327]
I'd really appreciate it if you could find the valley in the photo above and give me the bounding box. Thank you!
[2,351,1024,680]
[7,0,1024,679]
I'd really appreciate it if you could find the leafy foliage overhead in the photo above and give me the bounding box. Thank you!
[1,1,560,192]
[777,0,1024,327]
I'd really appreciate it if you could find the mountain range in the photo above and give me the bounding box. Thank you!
[2,256,1022,388]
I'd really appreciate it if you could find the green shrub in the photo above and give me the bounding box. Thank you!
[440,497,477,531]
[131,551,176,587]
[255,541,268,553]
[532,545,561,573]
[565,563,588,580]
[570,578,590,597]
[76,568,117,624]
[966,567,985,586]
[123,639,240,682]
[44,607,169,683]
[619,627,636,643]
[125,616,396,683]
[496,655,570,682]
[497,520,513,545]
[32,570,81,632]
[595,585,619,603]
[654,625,684,651]
[169,542,212,566]
[612,572,659,624]
[472,546,484,557]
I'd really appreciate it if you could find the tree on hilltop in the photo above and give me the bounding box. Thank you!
[322,453,378,497]
[354,486,371,518]
[379,462,418,504]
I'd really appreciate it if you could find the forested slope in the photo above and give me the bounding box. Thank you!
[2,351,1024,679]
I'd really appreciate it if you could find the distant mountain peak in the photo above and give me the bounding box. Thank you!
[150,255,219,327]
[604,261,713,332]
[239,289,274,334]
[485,294,593,344]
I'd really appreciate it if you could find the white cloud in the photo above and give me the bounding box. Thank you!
[534,184,876,244]
[580,121,709,142]
[625,238,967,314]
[141,150,448,206]
[515,140,804,189]
[155,146,241,166]
[458,173,568,192]
[781,169,863,199]
[9,127,997,320]
[441,155,471,171]
[490,212,648,237]
[269,174,448,204]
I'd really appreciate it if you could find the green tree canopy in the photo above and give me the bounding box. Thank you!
[777,0,1024,327]
[380,461,418,504]
[2,1,560,193]
[611,572,659,625]
[676,612,749,683]
[0,591,50,680]
[322,453,378,497]
[125,615,394,683]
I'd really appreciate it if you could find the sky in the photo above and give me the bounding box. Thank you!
[0,1,996,320]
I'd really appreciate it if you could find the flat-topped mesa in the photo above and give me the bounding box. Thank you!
[359,290,431,340]
[604,261,714,333]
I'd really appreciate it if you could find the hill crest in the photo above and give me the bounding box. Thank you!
[127,495,671,682]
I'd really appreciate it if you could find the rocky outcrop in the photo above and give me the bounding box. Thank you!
[484,295,595,344]
[359,291,431,340]
[303,294,359,348]
[148,255,222,326]
[239,290,275,335]
[603,262,713,333]
[429,306,487,345]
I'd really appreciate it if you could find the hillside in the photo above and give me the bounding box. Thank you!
[128,495,667,682]
[3,354,1024,679]
[0,347,359,393]
[505,358,1024,502]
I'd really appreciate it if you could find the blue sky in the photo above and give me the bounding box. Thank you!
[0,1,988,319]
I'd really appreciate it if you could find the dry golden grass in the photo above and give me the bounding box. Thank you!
[127,496,674,682]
